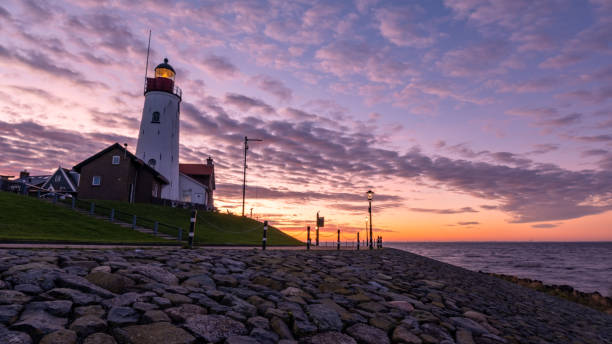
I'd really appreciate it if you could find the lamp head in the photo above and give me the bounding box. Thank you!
[367,190,373,200]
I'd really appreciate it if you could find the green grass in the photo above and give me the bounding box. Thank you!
[0,192,170,243]
[91,199,303,246]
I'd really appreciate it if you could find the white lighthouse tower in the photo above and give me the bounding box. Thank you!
[135,58,182,200]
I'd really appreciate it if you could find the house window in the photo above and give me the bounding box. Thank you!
[92,176,101,186]
[152,111,160,123]
[148,159,156,167]
[112,156,120,165]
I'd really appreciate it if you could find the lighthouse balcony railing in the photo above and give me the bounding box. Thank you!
[144,78,182,99]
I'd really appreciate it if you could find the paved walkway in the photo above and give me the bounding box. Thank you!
[0,243,376,250]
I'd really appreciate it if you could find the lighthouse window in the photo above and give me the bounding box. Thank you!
[148,159,156,167]
[152,111,160,123]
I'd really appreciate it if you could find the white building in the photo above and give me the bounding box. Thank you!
[135,58,216,207]
[135,58,181,200]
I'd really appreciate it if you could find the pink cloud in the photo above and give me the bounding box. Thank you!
[200,55,240,79]
[315,41,415,85]
[249,74,293,102]
[497,77,559,93]
[437,41,511,77]
[375,6,435,48]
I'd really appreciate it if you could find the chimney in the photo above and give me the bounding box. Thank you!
[207,156,214,167]
[19,170,29,179]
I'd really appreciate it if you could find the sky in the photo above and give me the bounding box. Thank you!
[1,0,611,241]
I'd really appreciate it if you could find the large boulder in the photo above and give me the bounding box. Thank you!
[115,322,195,344]
[11,311,67,339]
[0,290,31,305]
[0,324,32,344]
[39,329,77,344]
[69,315,107,337]
[107,307,139,326]
[132,265,178,285]
[346,323,390,344]
[307,304,343,331]
[304,332,357,344]
[184,315,247,343]
[85,272,135,294]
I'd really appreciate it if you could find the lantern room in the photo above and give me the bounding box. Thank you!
[155,58,175,80]
[145,58,182,99]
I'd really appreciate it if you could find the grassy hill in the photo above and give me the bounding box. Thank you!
[0,192,168,243]
[84,199,302,246]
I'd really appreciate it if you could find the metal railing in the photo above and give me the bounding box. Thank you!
[51,195,185,241]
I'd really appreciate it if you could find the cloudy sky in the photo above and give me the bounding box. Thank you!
[1,0,611,241]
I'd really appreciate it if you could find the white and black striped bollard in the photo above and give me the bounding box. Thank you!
[188,209,197,249]
[262,220,268,250]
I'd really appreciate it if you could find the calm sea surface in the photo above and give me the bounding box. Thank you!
[386,242,612,297]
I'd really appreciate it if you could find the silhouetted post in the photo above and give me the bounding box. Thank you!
[380,236,383,248]
[307,226,311,250]
[132,215,137,229]
[188,209,197,249]
[53,194,58,204]
[71,197,76,209]
[262,220,268,250]
[367,190,373,250]
[37,190,41,198]
[178,228,182,241]
[337,229,340,250]
[316,226,319,246]
[154,221,159,235]
[242,136,263,217]
[110,208,115,222]
[357,232,360,250]
[90,202,95,215]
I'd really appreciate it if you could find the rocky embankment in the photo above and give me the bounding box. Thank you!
[488,273,612,314]
[0,248,610,344]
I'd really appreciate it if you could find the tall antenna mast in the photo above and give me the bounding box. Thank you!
[144,29,151,80]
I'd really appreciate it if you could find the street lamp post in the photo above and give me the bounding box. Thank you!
[242,136,262,217]
[367,190,373,250]
[364,216,368,248]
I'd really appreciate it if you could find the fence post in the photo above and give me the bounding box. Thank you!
[90,202,95,215]
[357,232,360,250]
[154,221,158,235]
[53,194,58,204]
[110,209,115,222]
[380,236,383,248]
[316,226,319,246]
[262,220,268,250]
[71,197,76,209]
[188,209,197,249]
[307,226,310,251]
[37,190,41,198]
[132,215,137,229]
[337,229,340,251]
[178,228,182,241]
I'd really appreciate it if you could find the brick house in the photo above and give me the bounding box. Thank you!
[73,143,168,203]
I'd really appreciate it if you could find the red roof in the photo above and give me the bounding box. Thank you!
[179,164,214,176]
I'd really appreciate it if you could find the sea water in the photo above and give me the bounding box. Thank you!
[386,242,612,297]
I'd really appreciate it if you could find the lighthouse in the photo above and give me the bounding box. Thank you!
[135,58,182,200]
